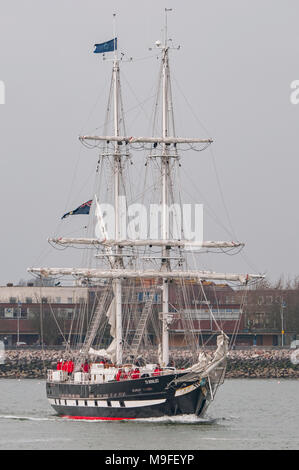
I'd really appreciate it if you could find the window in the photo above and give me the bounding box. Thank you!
[137,292,160,303]
[61,308,74,319]
[4,308,14,318]
[13,310,21,318]
[9,297,17,304]
[67,310,73,320]
[67,297,73,304]
[25,297,32,304]
[41,297,48,304]
[56,297,61,304]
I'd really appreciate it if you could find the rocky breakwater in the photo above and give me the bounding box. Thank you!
[0,348,298,379]
[226,349,299,379]
[0,350,64,379]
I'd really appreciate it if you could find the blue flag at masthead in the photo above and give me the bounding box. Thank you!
[94,38,117,54]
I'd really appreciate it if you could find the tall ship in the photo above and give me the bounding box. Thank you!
[28,12,263,420]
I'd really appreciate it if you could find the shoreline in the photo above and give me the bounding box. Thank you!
[0,348,298,379]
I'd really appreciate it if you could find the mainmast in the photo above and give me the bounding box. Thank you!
[112,14,123,366]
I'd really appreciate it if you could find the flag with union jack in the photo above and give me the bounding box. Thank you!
[61,200,92,219]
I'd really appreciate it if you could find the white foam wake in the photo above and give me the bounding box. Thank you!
[132,414,216,425]
[0,414,56,422]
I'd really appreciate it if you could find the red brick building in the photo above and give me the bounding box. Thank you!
[0,281,297,347]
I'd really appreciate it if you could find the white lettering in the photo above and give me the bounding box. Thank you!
[105,455,140,467]
[0,81,5,104]
[183,203,203,246]
[94,196,204,245]
[149,454,195,464]
[127,203,147,239]
[290,80,299,104]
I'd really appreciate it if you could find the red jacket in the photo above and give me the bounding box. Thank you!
[131,369,140,379]
[116,369,128,381]
[116,370,121,381]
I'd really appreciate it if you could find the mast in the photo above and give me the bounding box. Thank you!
[112,14,123,365]
[161,8,172,367]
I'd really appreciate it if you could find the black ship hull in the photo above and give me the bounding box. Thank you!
[46,373,210,420]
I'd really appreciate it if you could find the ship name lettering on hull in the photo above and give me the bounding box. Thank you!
[145,378,159,384]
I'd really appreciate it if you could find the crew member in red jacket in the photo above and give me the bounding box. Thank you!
[153,365,161,376]
[131,368,140,379]
[116,369,128,381]
[67,360,74,375]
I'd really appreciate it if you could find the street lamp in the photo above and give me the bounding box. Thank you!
[17,301,22,346]
[281,299,286,347]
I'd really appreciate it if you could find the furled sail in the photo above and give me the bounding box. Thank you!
[88,298,116,362]
[212,332,229,363]
[89,339,116,363]
[173,332,229,384]
[106,298,116,338]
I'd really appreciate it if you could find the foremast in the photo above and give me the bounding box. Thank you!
[161,25,171,367]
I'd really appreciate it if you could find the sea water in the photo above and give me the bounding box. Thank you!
[0,378,298,450]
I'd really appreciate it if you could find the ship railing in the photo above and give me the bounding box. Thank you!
[47,367,181,384]
[47,369,68,383]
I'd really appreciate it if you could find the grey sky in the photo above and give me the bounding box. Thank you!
[0,0,298,286]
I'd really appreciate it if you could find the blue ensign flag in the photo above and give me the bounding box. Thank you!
[94,38,117,54]
[61,200,92,219]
